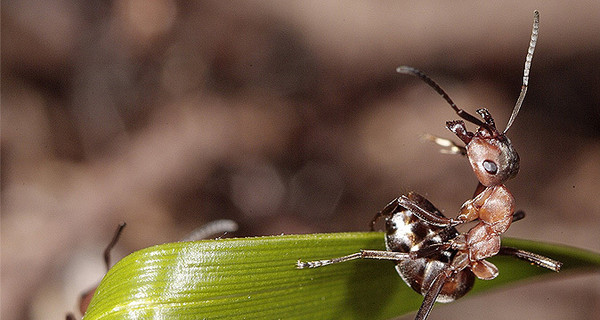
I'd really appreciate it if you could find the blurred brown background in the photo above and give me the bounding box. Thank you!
[2,1,599,319]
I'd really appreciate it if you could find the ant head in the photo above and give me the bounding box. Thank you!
[397,64,529,186]
[446,112,520,186]
[396,11,539,187]
[467,135,520,186]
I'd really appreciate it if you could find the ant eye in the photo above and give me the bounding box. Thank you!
[482,160,498,174]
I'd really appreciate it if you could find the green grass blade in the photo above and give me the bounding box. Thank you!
[83,233,600,320]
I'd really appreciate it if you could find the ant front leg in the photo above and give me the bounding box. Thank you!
[422,133,467,156]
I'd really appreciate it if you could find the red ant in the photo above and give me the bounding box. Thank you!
[298,10,561,320]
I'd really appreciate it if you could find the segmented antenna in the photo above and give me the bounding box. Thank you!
[504,10,539,133]
[396,66,488,129]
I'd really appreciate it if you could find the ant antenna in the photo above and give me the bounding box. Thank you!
[504,10,539,133]
[396,66,489,130]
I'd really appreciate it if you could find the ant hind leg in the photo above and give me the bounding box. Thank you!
[297,250,412,269]
[370,198,402,231]
[397,194,462,227]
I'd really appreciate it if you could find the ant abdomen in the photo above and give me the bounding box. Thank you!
[383,192,475,302]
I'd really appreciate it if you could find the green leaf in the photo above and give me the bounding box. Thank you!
[83,233,600,320]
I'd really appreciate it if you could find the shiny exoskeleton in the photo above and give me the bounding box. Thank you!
[373,192,557,302]
[297,191,561,320]
[394,104,521,280]
[393,10,531,282]
[297,11,562,320]
[381,192,475,302]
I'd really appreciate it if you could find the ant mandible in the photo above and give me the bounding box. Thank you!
[298,10,562,320]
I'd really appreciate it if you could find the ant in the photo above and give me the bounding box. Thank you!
[297,10,562,320]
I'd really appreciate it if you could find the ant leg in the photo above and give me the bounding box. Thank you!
[103,222,126,271]
[415,268,451,320]
[512,210,526,223]
[296,250,411,269]
[370,199,399,231]
[397,195,462,227]
[422,134,467,156]
[498,247,562,272]
[412,242,453,259]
